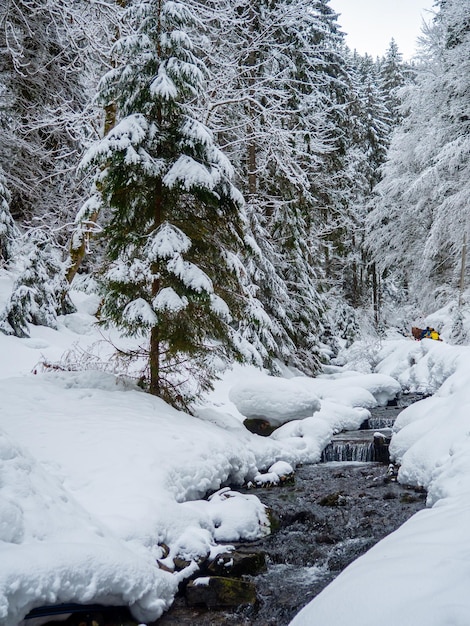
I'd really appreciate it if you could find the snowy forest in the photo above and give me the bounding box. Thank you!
[1,0,468,407]
[2,1,470,625]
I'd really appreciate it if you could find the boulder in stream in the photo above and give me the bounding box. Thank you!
[185,576,257,609]
[207,550,267,577]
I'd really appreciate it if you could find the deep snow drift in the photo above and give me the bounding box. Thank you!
[1,268,470,626]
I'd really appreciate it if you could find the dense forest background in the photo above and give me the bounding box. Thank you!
[0,0,468,407]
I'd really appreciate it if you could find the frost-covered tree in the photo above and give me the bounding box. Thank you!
[356,54,391,188]
[0,0,120,237]
[379,39,406,127]
[0,167,18,265]
[366,0,470,310]
[66,0,130,283]
[0,234,74,338]
[192,0,348,371]
[81,0,250,406]
[313,48,389,312]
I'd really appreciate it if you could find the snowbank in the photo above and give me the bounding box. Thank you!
[229,376,321,426]
[0,429,176,625]
[290,336,470,626]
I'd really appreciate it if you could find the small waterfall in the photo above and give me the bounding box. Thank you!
[366,417,396,430]
[321,433,391,464]
[321,441,375,463]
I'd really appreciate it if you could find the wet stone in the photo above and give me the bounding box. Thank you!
[185,576,257,609]
[243,418,277,436]
[207,551,267,577]
[39,607,138,626]
[319,491,348,507]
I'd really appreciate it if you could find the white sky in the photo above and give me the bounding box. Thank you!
[329,0,437,59]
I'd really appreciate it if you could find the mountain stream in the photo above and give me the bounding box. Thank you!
[154,393,427,626]
[34,395,426,626]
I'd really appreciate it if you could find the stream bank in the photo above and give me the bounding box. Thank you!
[154,394,427,625]
[33,395,427,626]
[154,461,425,626]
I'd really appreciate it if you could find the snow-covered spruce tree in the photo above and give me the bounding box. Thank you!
[279,4,378,314]
[379,39,407,127]
[81,0,249,407]
[0,234,75,338]
[318,47,396,320]
[355,54,391,189]
[0,167,18,265]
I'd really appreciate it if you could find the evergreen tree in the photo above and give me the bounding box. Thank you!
[0,234,74,338]
[379,39,406,127]
[195,0,347,372]
[237,204,294,369]
[356,54,391,188]
[313,46,394,321]
[0,167,18,265]
[81,0,249,407]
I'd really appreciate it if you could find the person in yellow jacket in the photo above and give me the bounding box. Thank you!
[422,326,441,341]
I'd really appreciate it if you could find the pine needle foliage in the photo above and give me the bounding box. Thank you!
[81,0,249,407]
[0,234,75,338]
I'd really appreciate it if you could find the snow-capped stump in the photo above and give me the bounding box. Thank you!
[229,377,321,430]
[250,461,295,488]
[269,460,295,479]
[185,576,257,609]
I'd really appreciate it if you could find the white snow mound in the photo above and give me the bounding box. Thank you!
[0,430,176,625]
[229,376,321,426]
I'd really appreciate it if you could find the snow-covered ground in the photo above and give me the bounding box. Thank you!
[1,268,470,625]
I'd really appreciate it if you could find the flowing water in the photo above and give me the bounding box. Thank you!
[153,393,427,626]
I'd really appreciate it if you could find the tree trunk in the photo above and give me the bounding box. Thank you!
[149,325,160,396]
[246,4,257,199]
[149,175,163,396]
[459,231,467,307]
[247,134,257,197]
[65,207,101,284]
[372,262,380,327]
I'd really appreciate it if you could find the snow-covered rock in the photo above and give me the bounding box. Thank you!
[229,376,321,426]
